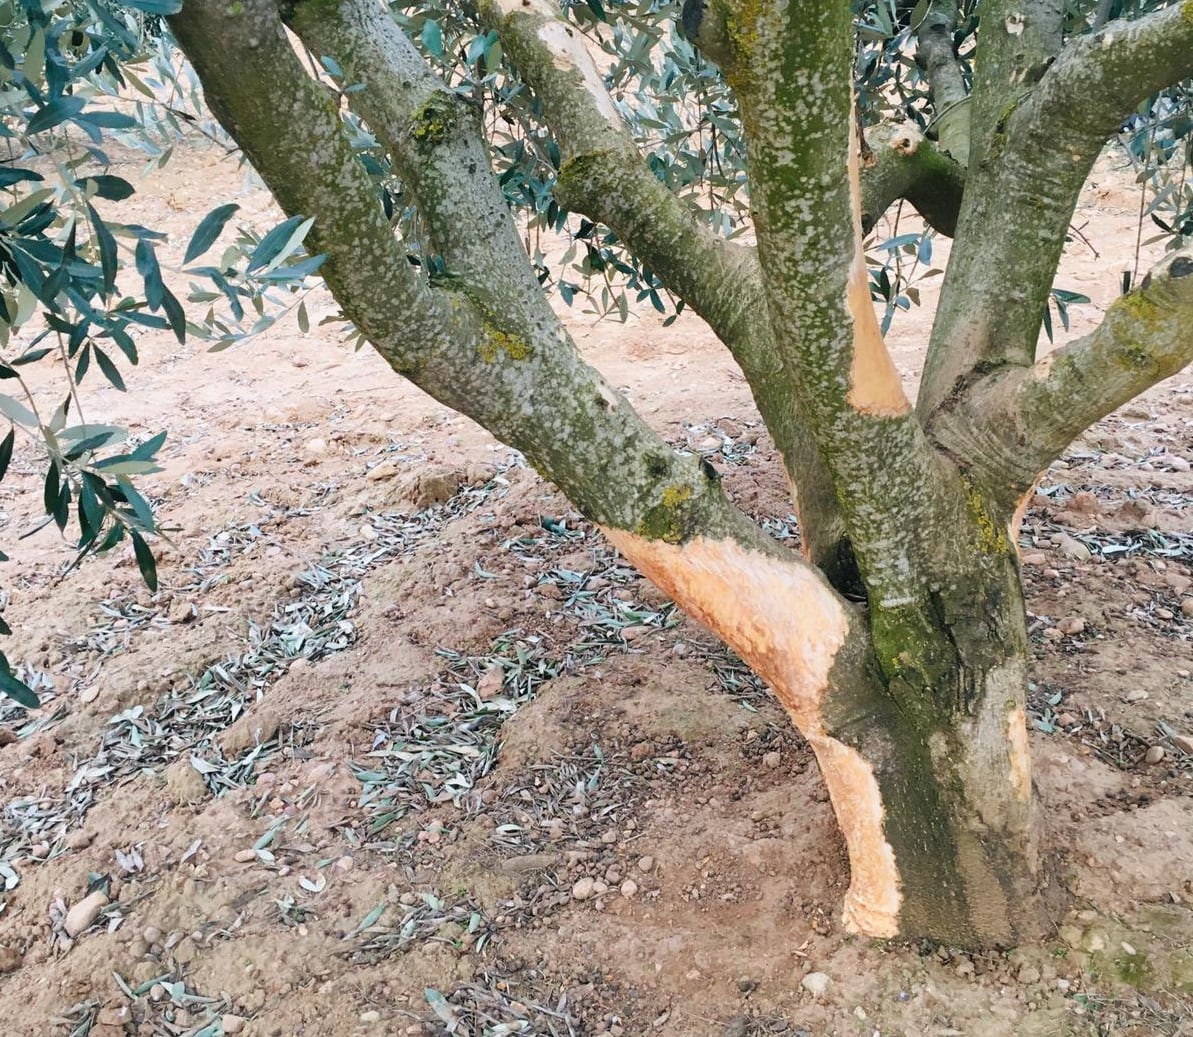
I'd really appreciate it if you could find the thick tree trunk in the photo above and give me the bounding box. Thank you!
[608,523,1044,947]
[833,578,1043,946]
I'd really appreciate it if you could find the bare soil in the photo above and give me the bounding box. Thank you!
[0,135,1191,1037]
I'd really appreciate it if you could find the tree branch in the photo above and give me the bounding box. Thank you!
[1028,2,1193,146]
[930,249,1193,500]
[918,0,1193,419]
[914,0,970,165]
[283,0,543,333]
[166,0,768,550]
[683,0,979,633]
[477,0,852,575]
[859,123,966,237]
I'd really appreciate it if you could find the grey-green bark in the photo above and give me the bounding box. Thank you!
[167,0,1193,947]
[919,1,1193,416]
[475,0,850,576]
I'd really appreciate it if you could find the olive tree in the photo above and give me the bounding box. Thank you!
[161,0,1193,946]
[4,0,1188,946]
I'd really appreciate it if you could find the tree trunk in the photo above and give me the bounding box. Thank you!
[607,514,1045,948]
[831,573,1043,946]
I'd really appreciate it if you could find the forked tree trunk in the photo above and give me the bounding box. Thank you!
[606,501,1043,947]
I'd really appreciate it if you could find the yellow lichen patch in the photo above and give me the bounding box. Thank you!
[600,528,903,937]
[846,109,910,417]
[478,325,532,362]
[1007,706,1032,803]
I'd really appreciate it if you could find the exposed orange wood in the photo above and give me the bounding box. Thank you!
[602,528,901,937]
[1010,474,1042,546]
[846,109,911,418]
[1007,706,1032,803]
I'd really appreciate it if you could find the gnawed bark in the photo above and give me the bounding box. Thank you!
[605,524,1046,946]
[858,124,966,237]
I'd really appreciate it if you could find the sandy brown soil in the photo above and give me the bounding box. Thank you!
[0,132,1191,1037]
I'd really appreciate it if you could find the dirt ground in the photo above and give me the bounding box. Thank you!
[0,126,1191,1037]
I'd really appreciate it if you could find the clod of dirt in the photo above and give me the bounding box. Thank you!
[1058,616,1086,635]
[477,665,504,700]
[219,706,283,754]
[164,758,210,804]
[168,600,196,624]
[66,830,93,850]
[64,889,109,937]
[221,1015,247,1034]
[0,946,21,974]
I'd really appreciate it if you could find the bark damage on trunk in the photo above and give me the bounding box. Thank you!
[168,0,1193,947]
[602,529,901,936]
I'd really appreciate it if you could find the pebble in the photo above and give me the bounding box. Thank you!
[620,880,638,898]
[1057,616,1085,636]
[142,926,162,945]
[637,856,655,873]
[1125,689,1149,703]
[1145,745,1166,764]
[801,971,830,997]
[359,1010,381,1024]
[233,849,256,863]
[1021,552,1048,566]
[304,437,327,456]
[1182,599,1193,618]
[762,751,781,769]
[222,1015,247,1034]
[1173,735,1193,755]
[1156,608,1174,621]
[1056,534,1091,561]
[64,890,109,937]
[572,877,596,901]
